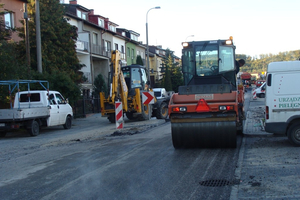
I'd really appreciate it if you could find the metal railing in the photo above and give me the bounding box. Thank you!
[76,40,89,52]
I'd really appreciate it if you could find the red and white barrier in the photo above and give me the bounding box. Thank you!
[115,102,123,129]
[252,88,257,100]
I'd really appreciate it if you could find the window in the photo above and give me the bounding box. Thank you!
[20,93,40,102]
[98,18,104,27]
[4,12,14,29]
[105,41,111,52]
[121,45,124,53]
[131,34,138,41]
[109,25,116,32]
[92,33,98,45]
[76,10,82,18]
[127,47,130,57]
[76,9,87,20]
[131,49,134,59]
[82,13,87,20]
[49,94,56,105]
[55,93,65,104]
[115,43,118,51]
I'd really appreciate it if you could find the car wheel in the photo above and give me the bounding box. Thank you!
[287,123,300,146]
[63,115,72,129]
[28,120,40,136]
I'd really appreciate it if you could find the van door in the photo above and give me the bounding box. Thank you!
[54,92,69,124]
[48,93,60,126]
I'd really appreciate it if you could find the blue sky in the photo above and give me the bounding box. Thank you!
[74,0,300,58]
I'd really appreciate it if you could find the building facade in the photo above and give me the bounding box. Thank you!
[0,0,27,42]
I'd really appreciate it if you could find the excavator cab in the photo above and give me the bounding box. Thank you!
[121,65,148,93]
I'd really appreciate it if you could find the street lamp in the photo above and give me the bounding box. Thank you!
[146,6,160,88]
[185,35,194,41]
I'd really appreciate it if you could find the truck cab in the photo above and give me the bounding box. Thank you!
[153,88,167,100]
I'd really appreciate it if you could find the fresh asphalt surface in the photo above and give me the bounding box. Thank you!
[0,88,299,199]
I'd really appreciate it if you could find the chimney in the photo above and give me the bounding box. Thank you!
[90,9,94,15]
[69,0,77,4]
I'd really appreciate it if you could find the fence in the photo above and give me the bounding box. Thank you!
[73,97,101,118]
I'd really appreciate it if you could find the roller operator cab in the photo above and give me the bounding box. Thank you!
[169,37,244,148]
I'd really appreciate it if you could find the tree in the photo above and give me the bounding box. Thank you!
[15,0,83,103]
[17,0,82,82]
[163,55,173,91]
[160,49,182,92]
[136,55,144,66]
[94,74,107,97]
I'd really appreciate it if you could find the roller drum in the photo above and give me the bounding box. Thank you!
[171,121,236,148]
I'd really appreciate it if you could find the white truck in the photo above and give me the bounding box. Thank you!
[152,88,174,119]
[0,80,73,137]
[265,61,300,146]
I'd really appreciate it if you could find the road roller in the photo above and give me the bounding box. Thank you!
[168,37,244,148]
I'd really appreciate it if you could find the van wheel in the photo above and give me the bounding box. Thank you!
[287,123,300,146]
[63,115,72,129]
[0,131,6,138]
[28,120,40,136]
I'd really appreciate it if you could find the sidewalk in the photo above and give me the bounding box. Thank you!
[231,97,300,200]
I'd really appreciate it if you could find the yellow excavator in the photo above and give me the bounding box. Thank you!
[100,50,155,123]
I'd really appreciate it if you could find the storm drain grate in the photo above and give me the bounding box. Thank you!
[199,179,240,187]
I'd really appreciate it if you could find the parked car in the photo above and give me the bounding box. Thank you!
[256,80,265,87]
[255,82,266,98]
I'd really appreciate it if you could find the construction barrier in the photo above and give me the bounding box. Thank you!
[115,102,123,129]
[252,88,257,100]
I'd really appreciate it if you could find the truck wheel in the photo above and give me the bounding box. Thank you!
[0,131,6,138]
[139,104,152,121]
[156,102,168,119]
[287,123,300,146]
[108,114,116,123]
[63,115,72,129]
[28,120,40,136]
[126,112,137,120]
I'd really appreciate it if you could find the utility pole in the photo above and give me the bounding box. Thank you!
[36,0,42,73]
[24,3,31,76]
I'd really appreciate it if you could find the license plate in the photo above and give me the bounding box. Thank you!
[0,123,5,127]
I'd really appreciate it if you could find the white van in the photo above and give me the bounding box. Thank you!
[255,82,266,98]
[265,61,300,146]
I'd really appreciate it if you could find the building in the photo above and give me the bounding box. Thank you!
[0,0,27,42]
[65,0,146,96]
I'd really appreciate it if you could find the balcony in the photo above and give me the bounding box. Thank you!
[91,44,101,55]
[82,72,92,84]
[76,40,89,52]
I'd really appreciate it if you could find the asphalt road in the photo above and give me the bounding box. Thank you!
[0,102,245,200]
[2,89,297,200]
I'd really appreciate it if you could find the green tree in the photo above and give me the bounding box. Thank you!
[94,74,107,97]
[163,57,172,91]
[14,0,83,103]
[136,55,144,66]
[17,0,82,82]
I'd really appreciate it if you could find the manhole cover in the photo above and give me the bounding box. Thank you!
[199,179,240,187]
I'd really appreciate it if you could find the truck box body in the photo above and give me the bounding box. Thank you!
[265,61,300,134]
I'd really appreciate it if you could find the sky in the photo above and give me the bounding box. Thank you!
[72,0,300,58]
